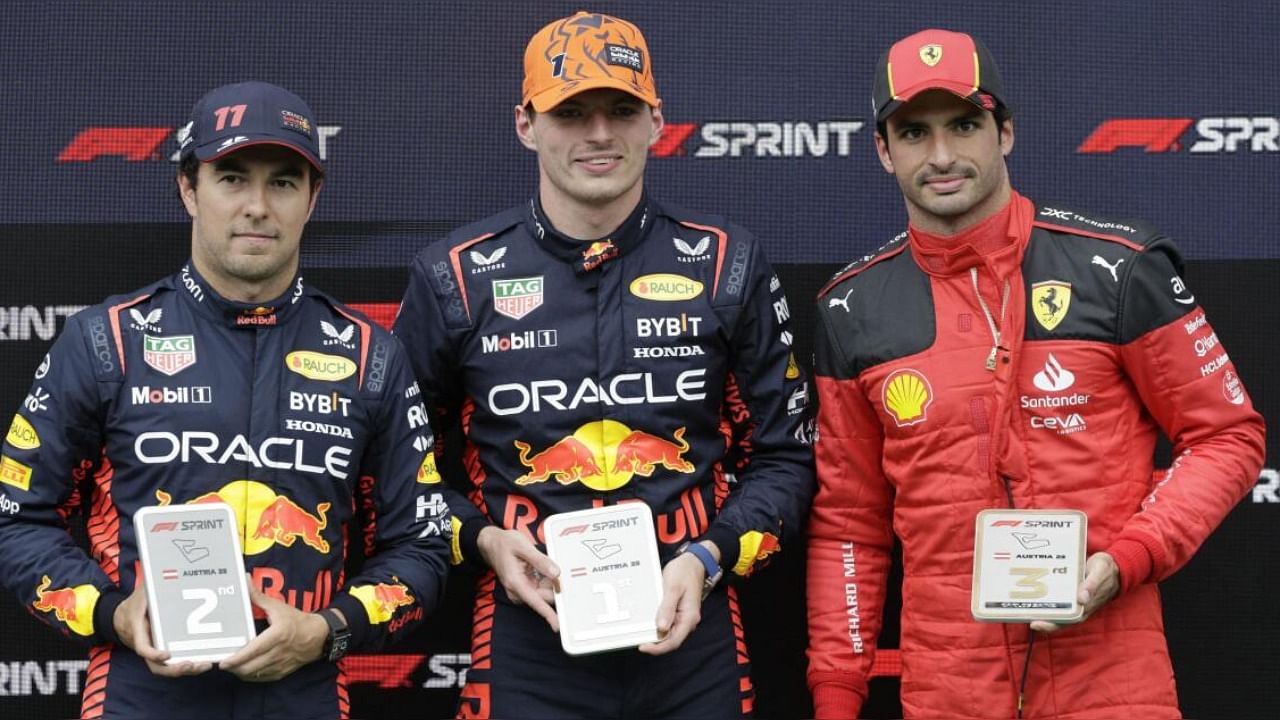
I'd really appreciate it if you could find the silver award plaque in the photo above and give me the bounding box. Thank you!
[543,503,663,655]
[972,509,1087,623]
[134,503,256,663]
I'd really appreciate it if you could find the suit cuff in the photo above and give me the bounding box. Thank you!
[328,593,372,652]
[92,587,127,646]
[460,516,492,570]
[1107,537,1156,594]
[810,678,865,719]
[702,525,741,574]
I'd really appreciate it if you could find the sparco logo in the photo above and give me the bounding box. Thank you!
[724,241,749,297]
[130,386,212,405]
[487,369,707,416]
[1077,117,1280,153]
[367,337,389,392]
[652,121,864,158]
[87,315,114,372]
[0,306,85,341]
[432,261,465,321]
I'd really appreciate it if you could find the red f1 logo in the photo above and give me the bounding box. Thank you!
[57,128,173,162]
[1076,119,1193,153]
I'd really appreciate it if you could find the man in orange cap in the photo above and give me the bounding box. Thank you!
[394,10,814,719]
[804,28,1265,719]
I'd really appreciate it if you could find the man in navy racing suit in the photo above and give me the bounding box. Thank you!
[393,11,815,719]
[0,81,451,720]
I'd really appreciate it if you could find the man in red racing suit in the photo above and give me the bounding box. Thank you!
[805,29,1266,719]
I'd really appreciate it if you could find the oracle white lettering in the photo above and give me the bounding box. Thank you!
[133,432,351,479]
[487,370,708,416]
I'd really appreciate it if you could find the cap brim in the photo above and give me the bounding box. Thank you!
[526,78,659,113]
[192,136,323,172]
[876,81,990,122]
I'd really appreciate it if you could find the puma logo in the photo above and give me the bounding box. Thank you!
[828,288,854,313]
[1091,255,1124,282]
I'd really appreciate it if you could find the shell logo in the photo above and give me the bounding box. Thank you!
[882,369,933,427]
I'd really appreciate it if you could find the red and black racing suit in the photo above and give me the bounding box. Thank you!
[394,195,815,719]
[0,263,452,720]
[805,194,1265,719]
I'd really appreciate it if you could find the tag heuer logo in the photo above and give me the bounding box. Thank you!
[143,335,196,376]
[492,277,544,320]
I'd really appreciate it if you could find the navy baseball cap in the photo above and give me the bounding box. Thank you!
[178,81,322,171]
[873,29,1009,123]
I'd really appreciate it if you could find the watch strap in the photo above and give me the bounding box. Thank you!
[318,608,350,662]
[679,541,723,596]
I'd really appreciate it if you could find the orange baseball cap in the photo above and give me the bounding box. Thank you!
[522,11,660,112]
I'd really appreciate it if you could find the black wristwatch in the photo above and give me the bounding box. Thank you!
[676,540,723,598]
[318,608,350,662]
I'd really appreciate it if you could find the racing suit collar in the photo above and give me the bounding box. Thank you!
[526,193,651,275]
[174,260,308,329]
[907,191,1035,278]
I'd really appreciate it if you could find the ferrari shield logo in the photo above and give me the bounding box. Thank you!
[919,44,943,67]
[1031,281,1072,332]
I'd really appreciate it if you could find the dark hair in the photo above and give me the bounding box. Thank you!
[875,104,1011,142]
[176,153,325,193]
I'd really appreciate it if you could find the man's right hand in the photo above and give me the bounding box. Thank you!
[113,582,212,677]
[476,526,561,631]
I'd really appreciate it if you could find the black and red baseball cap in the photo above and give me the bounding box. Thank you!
[873,29,1009,122]
[177,81,323,171]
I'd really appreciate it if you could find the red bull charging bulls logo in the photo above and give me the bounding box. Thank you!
[155,481,330,555]
[32,575,99,636]
[513,421,694,491]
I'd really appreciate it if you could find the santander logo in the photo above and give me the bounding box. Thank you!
[1032,354,1076,392]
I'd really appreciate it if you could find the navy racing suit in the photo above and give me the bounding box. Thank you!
[0,263,452,720]
[394,195,815,718]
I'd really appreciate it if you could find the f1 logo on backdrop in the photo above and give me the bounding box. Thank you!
[56,125,343,162]
[652,120,864,158]
[1077,117,1280,153]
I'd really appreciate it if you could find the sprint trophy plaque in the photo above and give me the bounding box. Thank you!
[972,509,1087,623]
[134,503,256,663]
[544,503,663,655]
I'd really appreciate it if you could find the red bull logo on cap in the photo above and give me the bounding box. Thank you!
[513,421,695,492]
